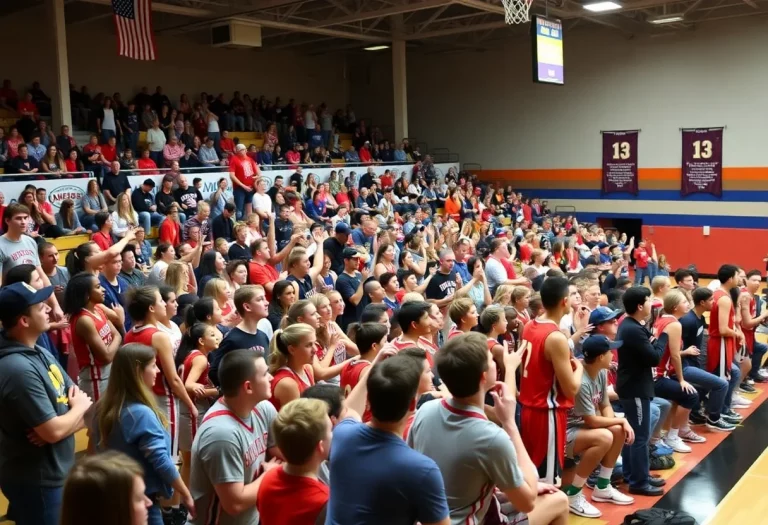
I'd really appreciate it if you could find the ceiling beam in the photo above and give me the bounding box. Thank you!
[311,0,450,28]
[78,0,214,16]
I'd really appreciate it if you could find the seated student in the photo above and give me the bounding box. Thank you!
[562,335,635,518]
[409,332,569,525]
[383,301,439,366]
[91,211,114,251]
[188,349,282,525]
[256,399,331,525]
[679,287,739,431]
[325,354,450,525]
[739,269,768,385]
[652,290,703,452]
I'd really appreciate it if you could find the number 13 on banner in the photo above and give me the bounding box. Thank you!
[612,142,631,160]
[692,140,713,159]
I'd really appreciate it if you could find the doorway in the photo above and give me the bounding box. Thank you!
[597,217,642,245]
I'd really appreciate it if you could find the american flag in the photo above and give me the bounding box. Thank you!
[112,0,157,61]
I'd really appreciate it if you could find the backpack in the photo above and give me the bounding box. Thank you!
[624,509,698,525]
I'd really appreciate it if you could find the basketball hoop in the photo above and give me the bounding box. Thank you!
[501,0,532,24]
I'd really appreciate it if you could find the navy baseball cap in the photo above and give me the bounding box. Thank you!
[0,282,53,313]
[582,335,622,360]
[589,306,621,326]
[335,222,351,235]
[342,247,361,259]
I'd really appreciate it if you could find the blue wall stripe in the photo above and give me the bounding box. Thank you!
[528,189,768,202]
[572,212,768,229]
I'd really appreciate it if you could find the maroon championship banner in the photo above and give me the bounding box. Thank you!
[602,131,639,194]
[681,128,723,197]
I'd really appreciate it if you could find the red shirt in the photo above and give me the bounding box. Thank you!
[285,150,301,167]
[256,467,328,525]
[159,219,181,247]
[500,257,517,279]
[270,366,314,411]
[137,157,158,175]
[17,101,38,117]
[65,159,78,173]
[359,148,372,163]
[707,289,735,376]
[71,308,113,368]
[249,261,279,300]
[335,192,349,206]
[124,325,169,396]
[92,231,113,251]
[340,360,372,422]
[101,144,118,162]
[519,244,532,264]
[633,247,649,269]
[220,138,235,155]
[230,155,259,188]
[380,174,393,188]
[653,314,679,379]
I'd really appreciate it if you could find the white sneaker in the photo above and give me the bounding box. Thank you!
[746,378,755,386]
[592,485,635,506]
[679,429,707,443]
[732,394,752,409]
[664,435,692,453]
[758,369,768,379]
[568,491,602,518]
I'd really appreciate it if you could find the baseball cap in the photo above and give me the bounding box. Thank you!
[0,282,53,315]
[582,335,622,360]
[143,178,155,188]
[342,247,361,259]
[589,306,621,326]
[335,222,351,235]
[235,143,247,152]
[597,242,609,250]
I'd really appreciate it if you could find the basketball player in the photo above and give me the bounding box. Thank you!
[519,276,583,485]
[707,265,744,396]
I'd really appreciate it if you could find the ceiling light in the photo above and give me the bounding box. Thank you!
[649,15,684,24]
[583,1,622,12]
[364,45,389,51]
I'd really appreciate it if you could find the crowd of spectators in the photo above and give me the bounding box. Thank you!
[0,86,765,525]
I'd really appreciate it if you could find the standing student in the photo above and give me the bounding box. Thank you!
[518,276,583,485]
[0,203,65,319]
[478,304,509,381]
[176,323,220,489]
[446,297,478,339]
[209,285,271,385]
[188,349,282,525]
[124,286,197,462]
[256,398,332,525]
[707,265,745,404]
[0,283,92,525]
[340,323,389,421]
[92,343,195,525]
[410,332,570,525]
[286,231,326,300]
[615,286,668,496]
[739,269,768,385]
[65,272,122,402]
[325,354,450,525]
[268,323,319,411]
[563,335,635,518]
[384,301,439,365]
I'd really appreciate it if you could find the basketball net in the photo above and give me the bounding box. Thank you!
[502,0,532,24]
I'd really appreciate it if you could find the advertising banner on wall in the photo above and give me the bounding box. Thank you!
[601,130,639,195]
[0,163,460,211]
[681,128,723,197]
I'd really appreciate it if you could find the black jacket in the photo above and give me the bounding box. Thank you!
[211,213,233,242]
[616,316,668,399]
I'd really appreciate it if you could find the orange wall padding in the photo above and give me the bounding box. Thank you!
[642,225,768,275]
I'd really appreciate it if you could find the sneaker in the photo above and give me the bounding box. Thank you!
[568,492,602,518]
[732,394,753,409]
[751,374,768,383]
[688,410,707,426]
[592,485,635,506]
[746,378,755,386]
[740,382,757,394]
[652,441,674,456]
[722,408,743,423]
[706,417,736,432]
[664,435,692,453]
[679,428,707,443]
[758,368,768,379]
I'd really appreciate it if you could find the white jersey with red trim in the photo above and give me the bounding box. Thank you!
[189,399,277,525]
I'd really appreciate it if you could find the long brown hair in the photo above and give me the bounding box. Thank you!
[96,343,167,448]
[61,451,144,525]
[60,199,76,229]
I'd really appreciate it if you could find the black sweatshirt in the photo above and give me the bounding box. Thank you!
[615,316,668,399]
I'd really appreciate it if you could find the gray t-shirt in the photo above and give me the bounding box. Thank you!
[49,266,70,305]
[189,399,277,525]
[408,399,525,525]
[0,234,40,279]
[485,257,507,296]
[566,369,608,431]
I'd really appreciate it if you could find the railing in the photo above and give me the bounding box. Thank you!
[0,170,95,181]
[430,148,460,164]
[463,163,482,171]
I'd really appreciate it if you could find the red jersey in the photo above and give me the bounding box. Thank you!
[249,261,279,300]
[741,292,756,355]
[270,366,314,411]
[230,155,259,188]
[92,231,112,251]
[518,319,571,410]
[340,359,372,422]
[179,349,210,387]
[633,247,649,268]
[500,257,517,279]
[124,325,169,396]
[71,308,113,369]
[519,244,533,264]
[447,327,464,340]
[256,466,328,525]
[653,315,679,379]
[707,289,735,377]
[385,335,438,367]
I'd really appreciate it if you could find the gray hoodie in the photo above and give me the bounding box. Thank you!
[0,332,75,487]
